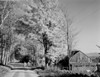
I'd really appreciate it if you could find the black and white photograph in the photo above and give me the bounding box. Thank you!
[0,0,100,77]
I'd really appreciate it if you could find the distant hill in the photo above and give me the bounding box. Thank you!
[87,53,100,63]
[87,53,100,57]
[87,53,100,59]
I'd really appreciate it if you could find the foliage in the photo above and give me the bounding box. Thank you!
[38,0,68,64]
[0,0,69,67]
[92,57,100,63]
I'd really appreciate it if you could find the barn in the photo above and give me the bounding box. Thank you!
[69,50,97,72]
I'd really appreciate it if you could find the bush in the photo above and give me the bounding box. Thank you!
[36,67,97,77]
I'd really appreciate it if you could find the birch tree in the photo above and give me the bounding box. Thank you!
[0,1,13,65]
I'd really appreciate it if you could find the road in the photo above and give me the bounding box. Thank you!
[4,70,39,77]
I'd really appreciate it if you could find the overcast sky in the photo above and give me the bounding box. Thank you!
[59,0,100,53]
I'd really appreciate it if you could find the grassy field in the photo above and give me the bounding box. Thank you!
[0,65,10,77]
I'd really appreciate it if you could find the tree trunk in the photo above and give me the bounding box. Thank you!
[0,48,3,64]
[0,47,4,65]
[67,45,71,70]
[45,47,48,68]
[2,49,5,65]
[3,50,8,65]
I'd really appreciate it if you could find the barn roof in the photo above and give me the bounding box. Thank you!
[70,50,91,60]
[70,50,79,57]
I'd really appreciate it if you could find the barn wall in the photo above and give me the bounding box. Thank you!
[71,65,97,72]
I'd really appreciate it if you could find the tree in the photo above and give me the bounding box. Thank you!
[96,45,100,49]
[15,0,68,67]
[0,1,7,64]
[64,12,80,70]
[0,29,4,64]
[0,0,68,68]
[41,32,54,67]
[0,1,16,65]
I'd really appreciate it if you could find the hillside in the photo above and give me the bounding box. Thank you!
[87,53,100,58]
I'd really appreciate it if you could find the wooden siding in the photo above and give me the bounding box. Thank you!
[69,51,97,72]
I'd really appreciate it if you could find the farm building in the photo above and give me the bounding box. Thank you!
[69,50,97,72]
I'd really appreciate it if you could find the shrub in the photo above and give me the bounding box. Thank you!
[37,67,97,77]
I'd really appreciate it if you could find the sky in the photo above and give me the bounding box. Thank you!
[59,0,100,53]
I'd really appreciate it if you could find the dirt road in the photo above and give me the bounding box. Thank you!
[4,70,39,77]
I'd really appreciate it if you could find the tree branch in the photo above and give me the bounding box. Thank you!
[1,1,8,23]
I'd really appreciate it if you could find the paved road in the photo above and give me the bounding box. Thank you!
[4,70,39,77]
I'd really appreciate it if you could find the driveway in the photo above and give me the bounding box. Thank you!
[4,70,39,77]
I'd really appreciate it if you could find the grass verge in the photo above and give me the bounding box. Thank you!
[35,67,98,77]
[0,65,10,77]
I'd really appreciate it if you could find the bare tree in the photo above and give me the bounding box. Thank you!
[96,45,100,49]
[64,12,80,70]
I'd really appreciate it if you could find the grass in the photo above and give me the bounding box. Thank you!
[35,67,98,77]
[0,65,10,77]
